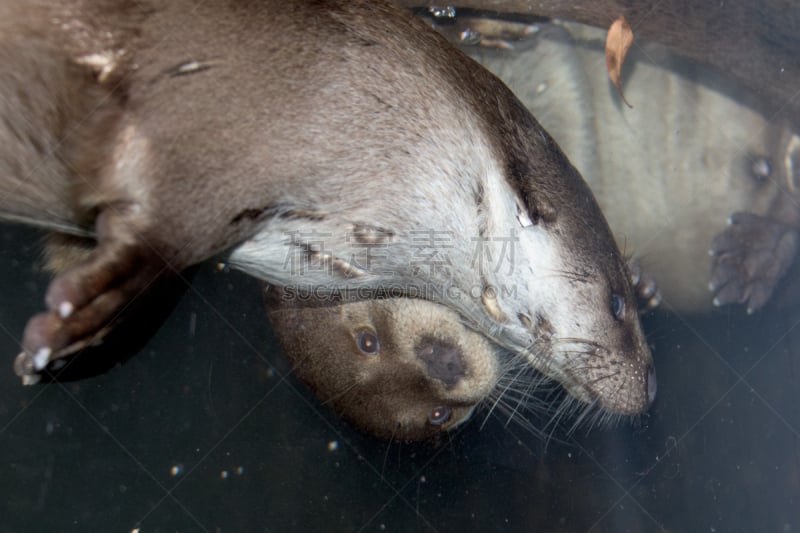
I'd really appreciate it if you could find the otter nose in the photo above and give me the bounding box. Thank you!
[416,338,465,388]
[646,364,657,406]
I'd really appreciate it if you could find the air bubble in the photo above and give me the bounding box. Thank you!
[429,6,456,18]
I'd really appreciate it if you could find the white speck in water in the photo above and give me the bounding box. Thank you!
[265,367,275,379]
[170,464,184,477]
[536,82,548,94]
[327,441,339,452]
[220,470,230,479]
[379,525,386,531]
[216,262,229,272]
[189,312,197,338]
[235,466,244,475]
[420,475,427,483]
[428,5,456,18]
[45,421,55,435]
[131,529,140,533]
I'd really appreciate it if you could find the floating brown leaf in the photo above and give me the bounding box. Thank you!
[605,16,634,108]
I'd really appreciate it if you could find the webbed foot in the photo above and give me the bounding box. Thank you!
[709,212,798,313]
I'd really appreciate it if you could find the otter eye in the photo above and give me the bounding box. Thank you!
[428,405,451,426]
[610,293,625,320]
[355,329,380,355]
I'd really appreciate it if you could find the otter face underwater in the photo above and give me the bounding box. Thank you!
[0,0,653,422]
[267,287,656,441]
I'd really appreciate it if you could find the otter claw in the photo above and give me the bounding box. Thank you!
[33,347,52,370]
[627,259,662,311]
[15,318,118,383]
[14,204,174,382]
[709,212,798,312]
[58,301,74,319]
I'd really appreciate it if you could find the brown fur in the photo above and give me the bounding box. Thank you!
[1,1,652,421]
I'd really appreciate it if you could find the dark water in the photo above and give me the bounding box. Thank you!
[3,11,800,533]
[3,228,800,532]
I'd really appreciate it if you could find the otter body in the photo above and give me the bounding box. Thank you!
[0,1,653,415]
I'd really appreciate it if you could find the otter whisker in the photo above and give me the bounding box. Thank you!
[480,362,531,430]
[318,379,363,407]
[499,370,540,428]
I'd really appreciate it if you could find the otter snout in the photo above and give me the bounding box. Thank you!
[415,337,466,387]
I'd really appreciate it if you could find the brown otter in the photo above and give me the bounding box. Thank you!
[266,269,658,440]
[0,0,653,417]
[262,13,799,440]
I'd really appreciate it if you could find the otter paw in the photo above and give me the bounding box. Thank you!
[15,208,172,381]
[13,321,115,384]
[627,259,662,311]
[15,253,166,381]
[709,212,798,313]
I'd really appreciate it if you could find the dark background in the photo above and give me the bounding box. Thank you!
[2,219,800,532]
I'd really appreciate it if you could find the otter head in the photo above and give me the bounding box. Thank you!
[473,92,656,416]
[265,289,498,440]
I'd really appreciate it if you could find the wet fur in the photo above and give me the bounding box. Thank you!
[0,1,652,415]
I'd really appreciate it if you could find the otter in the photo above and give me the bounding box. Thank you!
[0,0,654,417]
[266,268,658,440]
[262,12,800,440]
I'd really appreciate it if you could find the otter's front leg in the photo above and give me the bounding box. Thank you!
[709,211,799,313]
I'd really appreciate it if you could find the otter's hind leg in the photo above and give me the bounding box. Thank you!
[14,200,179,379]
